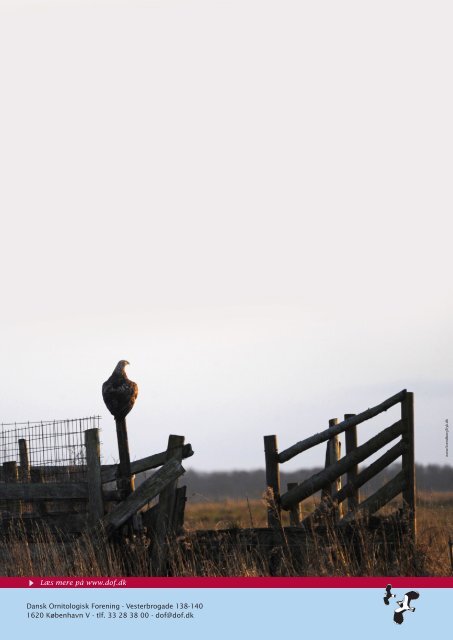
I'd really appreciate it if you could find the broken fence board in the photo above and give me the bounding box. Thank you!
[99,458,185,535]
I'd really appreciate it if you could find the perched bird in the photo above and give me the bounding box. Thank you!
[383,584,396,605]
[393,591,419,625]
[102,360,138,420]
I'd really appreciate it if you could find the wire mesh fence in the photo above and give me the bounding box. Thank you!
[0,417,101,483]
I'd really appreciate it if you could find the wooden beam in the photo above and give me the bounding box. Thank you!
[99,458,185,536]
[278,389,406,463]
[85,428,104,525]
[100,443,194,484]
[341,471,406,523]
[264,435,281,529]
[280,420,404,509]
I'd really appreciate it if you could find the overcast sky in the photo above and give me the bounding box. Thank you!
[0,0,452,472]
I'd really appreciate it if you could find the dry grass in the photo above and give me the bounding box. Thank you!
[0,492,451,577]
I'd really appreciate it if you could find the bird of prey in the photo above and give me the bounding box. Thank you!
[393,591,419,625]
[102,360,138,420]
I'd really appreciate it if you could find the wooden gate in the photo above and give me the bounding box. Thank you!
[264,389,416,542]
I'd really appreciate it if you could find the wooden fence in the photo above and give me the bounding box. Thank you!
[264,389,416,543]
[0,428,193,545]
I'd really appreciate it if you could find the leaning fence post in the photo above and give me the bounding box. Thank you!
[85,428,104,526]
[401,392,416,542]
[264,435,282,529]
[344,414,359,513]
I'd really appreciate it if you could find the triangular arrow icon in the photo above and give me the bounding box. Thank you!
[29,580,33,586]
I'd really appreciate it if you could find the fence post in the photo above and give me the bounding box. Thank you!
[173,485,187,533]
[115,417,135,500]
[344,414,359,513]
[152,435,185,574]
[401,392,416,541]
[449,537,453,575]
[322,419,342,521]
[264,435,281,529]
[287,482,301,526]
[3,461,21,516]
[85,428,104,526]
[18,439,31,483]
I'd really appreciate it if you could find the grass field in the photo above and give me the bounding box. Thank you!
[0,492,451,576]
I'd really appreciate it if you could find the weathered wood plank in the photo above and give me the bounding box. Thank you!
[278,389,406,463]
[280,420,404,509]
[99,458,185,535]
[341,471,406,523]
[304,440,406,524]
[85,428,104,525]
[264,435,282,529]
[100,443,194,484]
[0,482,88,501]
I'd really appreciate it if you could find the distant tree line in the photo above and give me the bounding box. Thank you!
[175,463,453,502]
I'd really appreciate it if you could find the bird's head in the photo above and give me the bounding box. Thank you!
[114,360,130,374]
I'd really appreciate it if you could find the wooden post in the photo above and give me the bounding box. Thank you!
[18,439,31,483]
[287,482,301,526]
[3,461,21,516]
[322,419,342,520]
[152,435,185,573]
[264,435,281,529]
[344,414,359,513]
[115,417,135,499]
[401,392,416,541]
[449,537,453,575]
[85,428,104,526]
[173,485,187,533]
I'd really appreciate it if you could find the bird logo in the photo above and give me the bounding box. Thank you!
[102,360,138,420]
[393,591,419,625]
[383,584,396,605]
